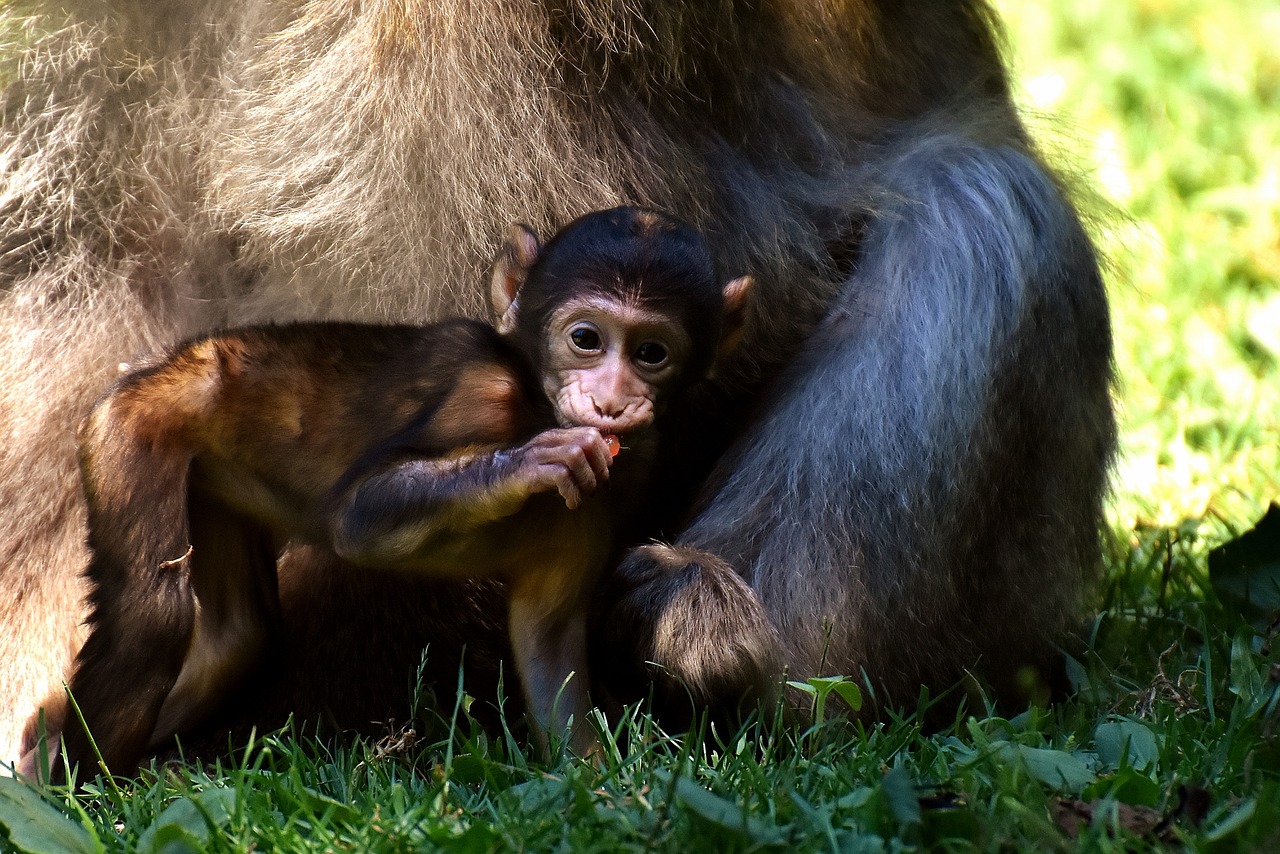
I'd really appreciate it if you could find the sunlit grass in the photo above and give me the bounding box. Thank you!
[998,0,1280,543]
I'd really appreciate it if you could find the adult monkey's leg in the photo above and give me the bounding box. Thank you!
[607,134,1116,717]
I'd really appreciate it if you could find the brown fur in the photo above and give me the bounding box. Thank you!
[63,320,591,774]
[56,207,734,775]
[1,0,1114,768]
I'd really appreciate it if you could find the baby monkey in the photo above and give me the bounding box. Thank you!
[61,206,750,777]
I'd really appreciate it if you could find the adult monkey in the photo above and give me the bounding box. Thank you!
[0,0,1114,766]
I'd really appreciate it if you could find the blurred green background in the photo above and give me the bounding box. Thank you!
[995,0,1279,544]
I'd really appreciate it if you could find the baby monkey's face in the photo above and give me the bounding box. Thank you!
[541,291,693,435]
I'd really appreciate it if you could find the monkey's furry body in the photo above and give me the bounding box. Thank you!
[0,0,1114,766]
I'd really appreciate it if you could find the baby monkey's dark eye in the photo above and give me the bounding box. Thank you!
[569,325,602,352]
[634,342,668,366]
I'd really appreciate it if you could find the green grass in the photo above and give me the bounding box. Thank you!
[1004,0,1280,539]
[4,1,1280,851]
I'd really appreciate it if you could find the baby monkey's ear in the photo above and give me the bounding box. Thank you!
[716,274,753,359]
[490,224,542,334]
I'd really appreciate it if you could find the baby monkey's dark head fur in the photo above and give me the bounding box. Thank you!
[491,206,750,436]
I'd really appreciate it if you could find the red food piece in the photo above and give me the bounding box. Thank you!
[604,434,621,458]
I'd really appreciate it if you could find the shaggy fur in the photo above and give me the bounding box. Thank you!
[0,0,1114,766]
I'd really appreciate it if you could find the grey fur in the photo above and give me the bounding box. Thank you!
[643,136,1113,709]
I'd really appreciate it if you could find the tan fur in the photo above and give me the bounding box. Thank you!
[641,544,784,701]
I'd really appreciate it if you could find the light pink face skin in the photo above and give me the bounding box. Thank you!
[542,294,692,435]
